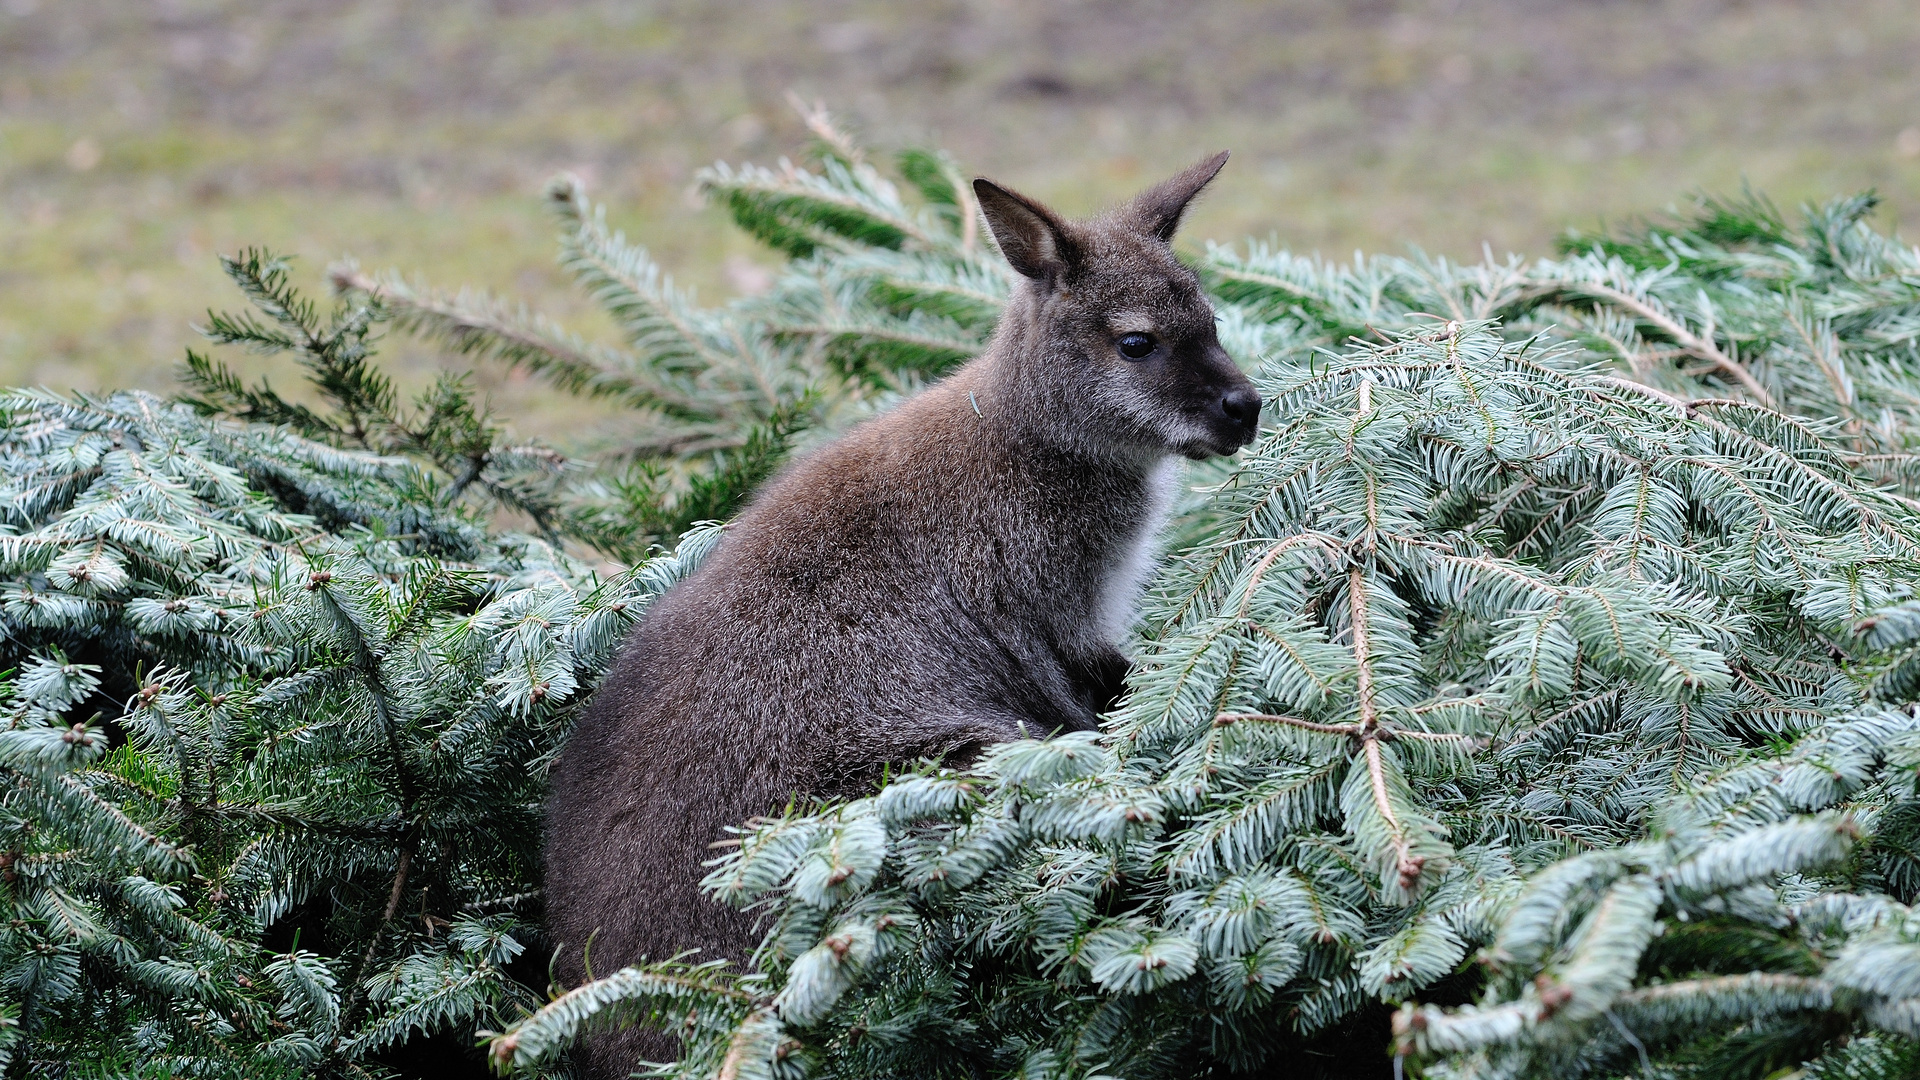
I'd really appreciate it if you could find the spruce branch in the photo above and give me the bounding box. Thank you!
[1544,278,1777,407]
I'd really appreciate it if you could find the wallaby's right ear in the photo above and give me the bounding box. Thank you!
[974,178,1081,284]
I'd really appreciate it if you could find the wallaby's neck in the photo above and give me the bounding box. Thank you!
[939,293,1178,653]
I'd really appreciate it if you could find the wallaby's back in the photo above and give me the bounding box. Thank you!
[545,153,1259,1078]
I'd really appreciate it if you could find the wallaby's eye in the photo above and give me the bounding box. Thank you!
[1116,332,1156,360]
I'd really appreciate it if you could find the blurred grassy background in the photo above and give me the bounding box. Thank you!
[3,0,1918,446]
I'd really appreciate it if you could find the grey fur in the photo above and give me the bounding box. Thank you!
[544,154,1258,1076]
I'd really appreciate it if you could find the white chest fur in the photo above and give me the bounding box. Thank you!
[1092,458,1181,647]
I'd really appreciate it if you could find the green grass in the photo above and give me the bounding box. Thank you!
[3,0,1918,449]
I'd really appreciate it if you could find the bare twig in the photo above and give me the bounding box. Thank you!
[1213,712,1360,737]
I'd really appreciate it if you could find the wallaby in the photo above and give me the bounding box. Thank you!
[544,153,1259,1076]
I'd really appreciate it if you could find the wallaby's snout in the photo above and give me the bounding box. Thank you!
[974,151,1263,461]
[1216,370,1262,449]
[1164,334,1261,459]
[1220,386,1261,434]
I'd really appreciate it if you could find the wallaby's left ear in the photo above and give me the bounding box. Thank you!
[1128,151,1230,243]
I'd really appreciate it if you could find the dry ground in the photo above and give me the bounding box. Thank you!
[3,0,1918,446]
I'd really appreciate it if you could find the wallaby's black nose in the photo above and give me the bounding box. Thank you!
[1221,388,1262,435]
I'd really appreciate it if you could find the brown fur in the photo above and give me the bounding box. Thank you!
[543,154,1258,1077]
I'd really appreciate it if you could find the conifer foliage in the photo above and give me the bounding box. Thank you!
[9,110,1920,1078]
[490,325,1920,1080]
[181,248,578,548]
[0,381,713,1074]
[439,123,1920,1079]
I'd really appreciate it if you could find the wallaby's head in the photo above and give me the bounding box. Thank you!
[973,152,1259,461]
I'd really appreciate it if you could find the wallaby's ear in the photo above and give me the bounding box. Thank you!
[974,178,1081,283]
[1127,151,1230,243]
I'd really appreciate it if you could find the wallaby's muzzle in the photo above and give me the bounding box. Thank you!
[1188,386,1261,458]
[1183,341,1262,457]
